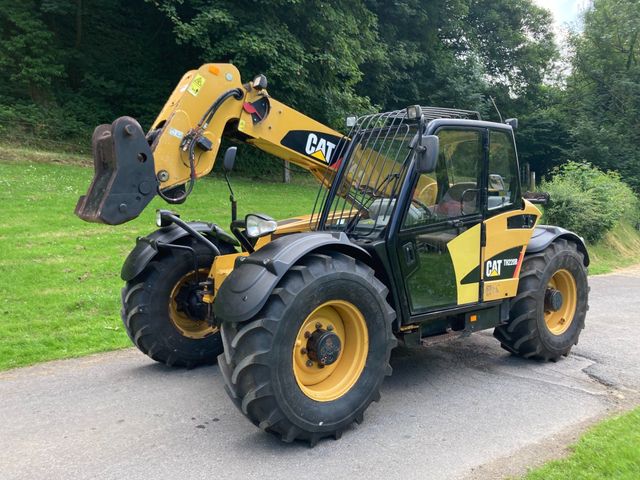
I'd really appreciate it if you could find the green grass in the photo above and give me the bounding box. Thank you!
[523,407,640,479]
[0,148,319,370]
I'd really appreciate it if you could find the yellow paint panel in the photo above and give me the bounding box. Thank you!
[150,63,345,191]
[240,95,343,177]
[447,223,481,305]
[482,200,542,300]
[483,201,541,260]
[210,252,248,297]
[273,210,358,235]
[254,235,271,250]
[483,278,519,301]
[151,64,245,189]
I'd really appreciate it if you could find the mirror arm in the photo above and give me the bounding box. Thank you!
[224,172,238,222]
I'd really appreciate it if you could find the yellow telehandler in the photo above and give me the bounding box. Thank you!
[76,64,589,445]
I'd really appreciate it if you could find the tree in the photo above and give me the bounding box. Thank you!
[565,0,640,191]
[0,1,65,104]
[152,0,384,126]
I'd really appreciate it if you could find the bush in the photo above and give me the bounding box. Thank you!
[0,102,93,154]
[541,161,639,243]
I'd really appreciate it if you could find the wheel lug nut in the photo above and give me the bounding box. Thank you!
[300,348,307,355]
[315,322,322,329]
[306,360,314,367]
[318,364,325,369]
[327,325,334,331]
[304,331,311,338]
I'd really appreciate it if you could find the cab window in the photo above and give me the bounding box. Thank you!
[403,129,483,228]
[488,130,520,211]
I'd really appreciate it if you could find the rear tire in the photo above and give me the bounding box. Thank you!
[121,239,235,368]
[494,239,588,361]
[218,251,396,445]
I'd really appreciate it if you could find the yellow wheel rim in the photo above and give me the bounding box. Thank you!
[292,300,368,402]
[544,269,577,335]
[168,269,217,340]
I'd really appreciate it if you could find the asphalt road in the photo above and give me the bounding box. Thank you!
[2,267,639,480]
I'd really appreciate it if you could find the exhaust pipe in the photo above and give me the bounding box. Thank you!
[75,117,158,225]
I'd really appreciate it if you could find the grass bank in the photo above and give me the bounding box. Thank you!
[0,149,319,370]
[587,221,640,275]
[523,407,640,479]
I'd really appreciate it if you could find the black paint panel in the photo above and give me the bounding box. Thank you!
[280,130,346,165]
[507,214,537,229]
[483,246,523,281]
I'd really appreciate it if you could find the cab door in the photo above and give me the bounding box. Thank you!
[395,127,486,314]
[481,128,539,301]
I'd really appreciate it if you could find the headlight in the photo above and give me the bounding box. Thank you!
[245,214,277,238]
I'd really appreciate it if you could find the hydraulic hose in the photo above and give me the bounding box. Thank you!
[158,87,245,204]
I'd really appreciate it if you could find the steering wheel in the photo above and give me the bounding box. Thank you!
[411,197,434,218]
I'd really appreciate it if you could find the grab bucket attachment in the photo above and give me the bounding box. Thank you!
[75,117,158,225]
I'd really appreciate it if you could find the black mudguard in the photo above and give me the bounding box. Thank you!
[121,222,238,281]
[527,225,590,266]
[213,232,370,324]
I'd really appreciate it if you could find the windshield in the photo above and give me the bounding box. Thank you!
[311,110,421,238]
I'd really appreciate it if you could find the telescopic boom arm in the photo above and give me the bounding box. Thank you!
[75,63,345,225]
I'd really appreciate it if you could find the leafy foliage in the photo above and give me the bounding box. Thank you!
[564,0,640,192]
[541,162,639,243]
[0,1,556,154]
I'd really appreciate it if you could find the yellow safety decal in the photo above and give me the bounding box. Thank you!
[187,74,206,96]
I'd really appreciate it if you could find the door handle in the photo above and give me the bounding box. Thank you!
[403,242,416,266]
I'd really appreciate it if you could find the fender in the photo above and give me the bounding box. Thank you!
[121,222,238,281]
[526,225,590,266]
[213,232,370,324]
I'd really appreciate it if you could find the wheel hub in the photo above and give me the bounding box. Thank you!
[168,269,217,340]
[292,300,368,402]
[307,328,342,366]
[544,269,578,336]
[174,282,207,321]
[545,288,564,312]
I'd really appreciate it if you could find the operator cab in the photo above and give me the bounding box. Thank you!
[313,106,527,320]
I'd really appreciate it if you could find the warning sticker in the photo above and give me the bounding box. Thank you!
[187,74,206,96]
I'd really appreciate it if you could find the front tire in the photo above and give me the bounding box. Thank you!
[121,239,235,368]
[218,251,396,445]
[494,239,588,361]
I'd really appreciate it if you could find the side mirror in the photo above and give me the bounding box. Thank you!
[223,146,237,172]
[416,135,439,173]
[505,118,518,130]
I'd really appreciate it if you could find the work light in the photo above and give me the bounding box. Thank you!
[406,105,422,120]
[245,214,277,238]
